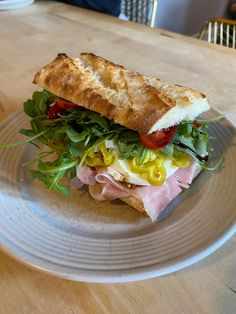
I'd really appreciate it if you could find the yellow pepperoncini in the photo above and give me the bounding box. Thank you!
[128,157,166,186]
[172,150,191,168]
[85,143,114,167]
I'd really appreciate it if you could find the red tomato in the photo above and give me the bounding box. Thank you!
[48,99,77,119]
[139,126,177,150]
[193,121,201,128]
[48,103,62,119]
[56,98,77,110]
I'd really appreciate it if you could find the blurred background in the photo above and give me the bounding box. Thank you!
[1,0,236,39]
[119,0,235,35]
[153,0,232,35]
[119,0,236,48]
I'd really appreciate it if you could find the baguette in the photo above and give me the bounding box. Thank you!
[32,53,211,221]
[33,53,210,134]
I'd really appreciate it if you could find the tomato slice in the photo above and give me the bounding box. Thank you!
[193,121,201,128]
[48,99,77,119]
[56,98,77,110]
[139,126,177,150]
[48,103,62,119]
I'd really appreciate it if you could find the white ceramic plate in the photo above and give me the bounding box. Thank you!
[0,110,235,283]
[0,0,34,11]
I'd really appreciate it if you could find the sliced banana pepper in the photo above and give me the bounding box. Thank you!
[128,157,166,186]
[85,143,114,167]
[172,150,191,168]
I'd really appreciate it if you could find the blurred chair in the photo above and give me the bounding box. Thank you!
[198,18,236,49]
[120,0,158,27]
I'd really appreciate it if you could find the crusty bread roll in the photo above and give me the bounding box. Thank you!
[33,53,210,135]
[33,53,209,219]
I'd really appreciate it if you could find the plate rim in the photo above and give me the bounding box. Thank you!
[0,224,235,283]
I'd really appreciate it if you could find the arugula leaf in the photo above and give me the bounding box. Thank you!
[0,129,47,148]
[19,128,35,137]
[69,142,87,158]
[173,119,211,162]
[46,90,57,104]
[193,115,224,124]
[177,123,192,135]
[24,90,55,118]
[37,158,78,174]
[89,112,109,130]
[33,91,48,114]
[66,128,88,142]
[30,153,76,195]
[162,143,174,157]
[174,134,196,150]
[23,99,38,118]
[194,139,208,157]
[54,127,67,140]
[31,169,70,196]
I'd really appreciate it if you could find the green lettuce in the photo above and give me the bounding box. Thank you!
[1,90,222,194]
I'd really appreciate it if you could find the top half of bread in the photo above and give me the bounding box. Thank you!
[33,53,210,135]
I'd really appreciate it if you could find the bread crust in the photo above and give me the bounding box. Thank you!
[120,196,149,216]
[33,53,208,135]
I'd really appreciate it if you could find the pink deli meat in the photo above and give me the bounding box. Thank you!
[76,166,97,185]
[89,168,130,201]
[76,162,198,221]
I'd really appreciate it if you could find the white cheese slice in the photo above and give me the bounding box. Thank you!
[105,140,179,186]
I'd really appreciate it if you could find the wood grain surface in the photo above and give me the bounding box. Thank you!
[0,1,235,313]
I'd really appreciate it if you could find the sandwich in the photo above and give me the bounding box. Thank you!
[19,52,219,221]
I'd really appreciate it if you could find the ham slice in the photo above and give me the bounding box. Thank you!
[173,161,197,187]
[131,177,182,221]
[89,168,130,201]
[76,162,199,221]
[76,165,97,185]
[132,161,199,220]
[70,176,85,190]
[89,183,130,201]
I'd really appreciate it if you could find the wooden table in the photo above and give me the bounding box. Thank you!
[0,1,236,313]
